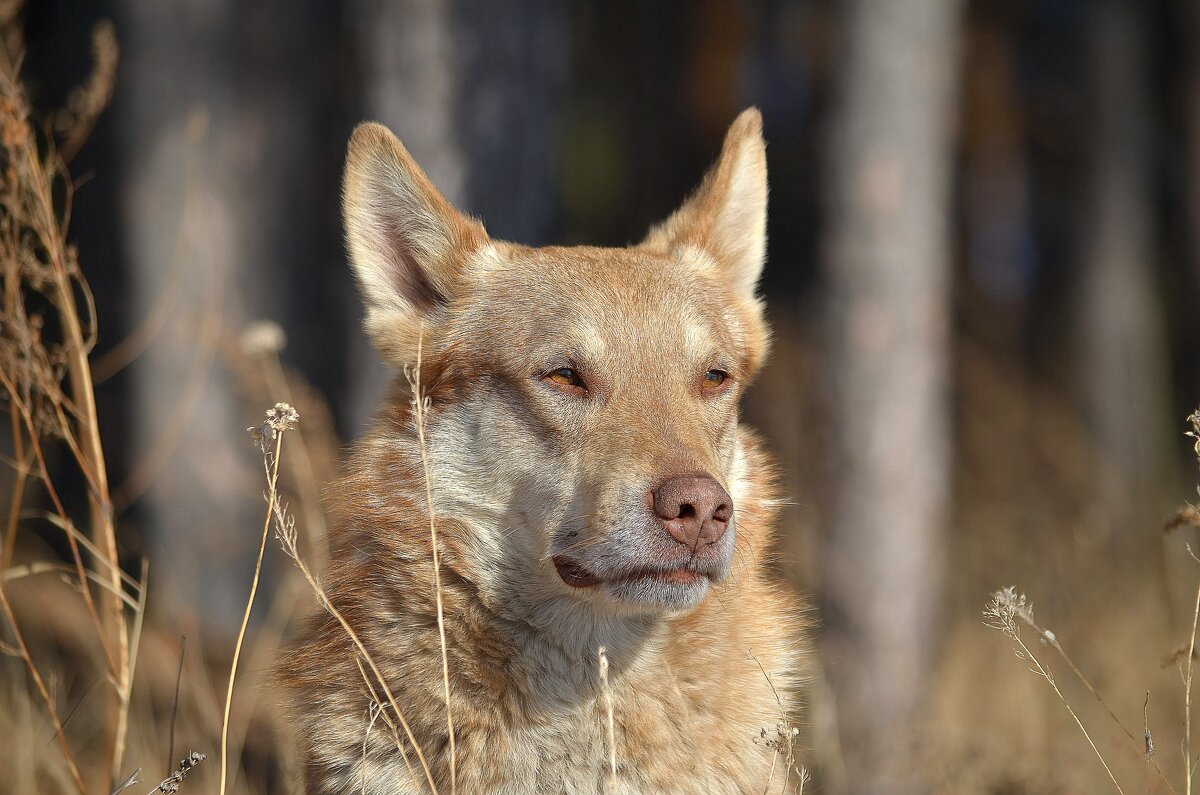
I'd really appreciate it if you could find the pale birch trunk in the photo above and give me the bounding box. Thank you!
[118,0,325,623]
[820,1,963,790]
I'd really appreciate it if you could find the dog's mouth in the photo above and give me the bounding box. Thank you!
[553,556,601,587]
[552,556,704,589]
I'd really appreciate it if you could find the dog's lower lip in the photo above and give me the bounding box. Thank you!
[553,557,704,588]
[553,556,600,587]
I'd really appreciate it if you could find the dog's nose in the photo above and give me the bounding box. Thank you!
[652,476,732,549]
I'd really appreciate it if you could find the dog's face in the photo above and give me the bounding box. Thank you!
[345,111,769,618]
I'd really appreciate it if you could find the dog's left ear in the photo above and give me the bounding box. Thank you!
[642,108,767,298]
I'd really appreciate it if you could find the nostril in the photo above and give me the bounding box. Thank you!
[652,475,735,548]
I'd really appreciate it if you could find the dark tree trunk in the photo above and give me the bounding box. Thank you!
[1077,0,1175,525]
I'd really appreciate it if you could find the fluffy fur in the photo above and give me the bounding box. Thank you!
[278,108,807,794]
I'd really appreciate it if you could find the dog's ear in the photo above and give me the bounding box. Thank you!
[343,123,487,364]
[642,108,768,299]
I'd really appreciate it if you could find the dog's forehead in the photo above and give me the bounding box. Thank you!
[463,243,736,360]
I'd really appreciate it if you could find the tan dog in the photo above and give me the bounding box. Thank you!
[278,108,805,794]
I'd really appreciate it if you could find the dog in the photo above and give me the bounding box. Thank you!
[278,108,805,794]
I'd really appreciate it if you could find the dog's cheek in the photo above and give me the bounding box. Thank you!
[429,385,575,532]
[717,414,742,479]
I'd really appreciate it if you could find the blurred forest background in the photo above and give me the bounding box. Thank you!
[5,0,1200,793]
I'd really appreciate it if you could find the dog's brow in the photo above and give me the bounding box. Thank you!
[680,319,714,358]
[569,322,607,360]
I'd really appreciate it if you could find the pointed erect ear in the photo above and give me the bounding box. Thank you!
[343,122,487,364]
[642,108,768,298]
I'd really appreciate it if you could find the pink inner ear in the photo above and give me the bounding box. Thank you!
[382,221,447,312]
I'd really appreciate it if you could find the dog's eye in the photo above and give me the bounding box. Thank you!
[543,367,586,395]
[548,367,581,386]
[703,369,728,388]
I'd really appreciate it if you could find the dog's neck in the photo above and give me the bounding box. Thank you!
[457,561,690,715]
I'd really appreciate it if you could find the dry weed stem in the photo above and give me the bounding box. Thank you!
[406,334,456,794]
[262,405,438,792]
[219,405,292,795]
[984,587,1127,795]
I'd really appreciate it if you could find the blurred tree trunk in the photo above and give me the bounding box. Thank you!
[1187,0,1200,297]
[1080,0,1184,604]
[345,0,566,428]
[117,0,328,624]
[455,0,567,246]
[820,1,962,791]
[346,0,467,428]
[1077,0,1175,528]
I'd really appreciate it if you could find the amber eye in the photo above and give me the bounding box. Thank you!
[703,369,728,388]
[545,367,585,391]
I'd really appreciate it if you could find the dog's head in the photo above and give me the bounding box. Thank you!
[345,110,770,619]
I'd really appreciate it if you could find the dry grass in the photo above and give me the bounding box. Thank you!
[405,336,457,793]
[0,10,322,793]
[0,24,385,784]
[967,408,1200,795]
[256,406,438,793]
[749,649,802,794]
[983,587,1128,793]
[598,645,617,791]
[124,752,207,795]
[0,7,133,790]
[218,405,293,795]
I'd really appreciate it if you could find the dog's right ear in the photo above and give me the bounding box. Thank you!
[343,123,487,365]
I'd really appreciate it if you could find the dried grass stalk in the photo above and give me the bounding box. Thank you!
[1,8,136,787]
[405,334,456,794]
[257,404,439,792]
[984,588,1126,794]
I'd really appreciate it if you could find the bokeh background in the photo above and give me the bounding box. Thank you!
[7,0,1200,792]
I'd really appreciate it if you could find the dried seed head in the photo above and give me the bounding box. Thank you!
[155,751,206,793]
[266,402,299,432]
[983,586,1035,638]
[247,403,299,451]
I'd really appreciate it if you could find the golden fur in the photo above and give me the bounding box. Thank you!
[278,108,806,794]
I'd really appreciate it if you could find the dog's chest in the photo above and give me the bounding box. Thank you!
[445,677,776,794]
